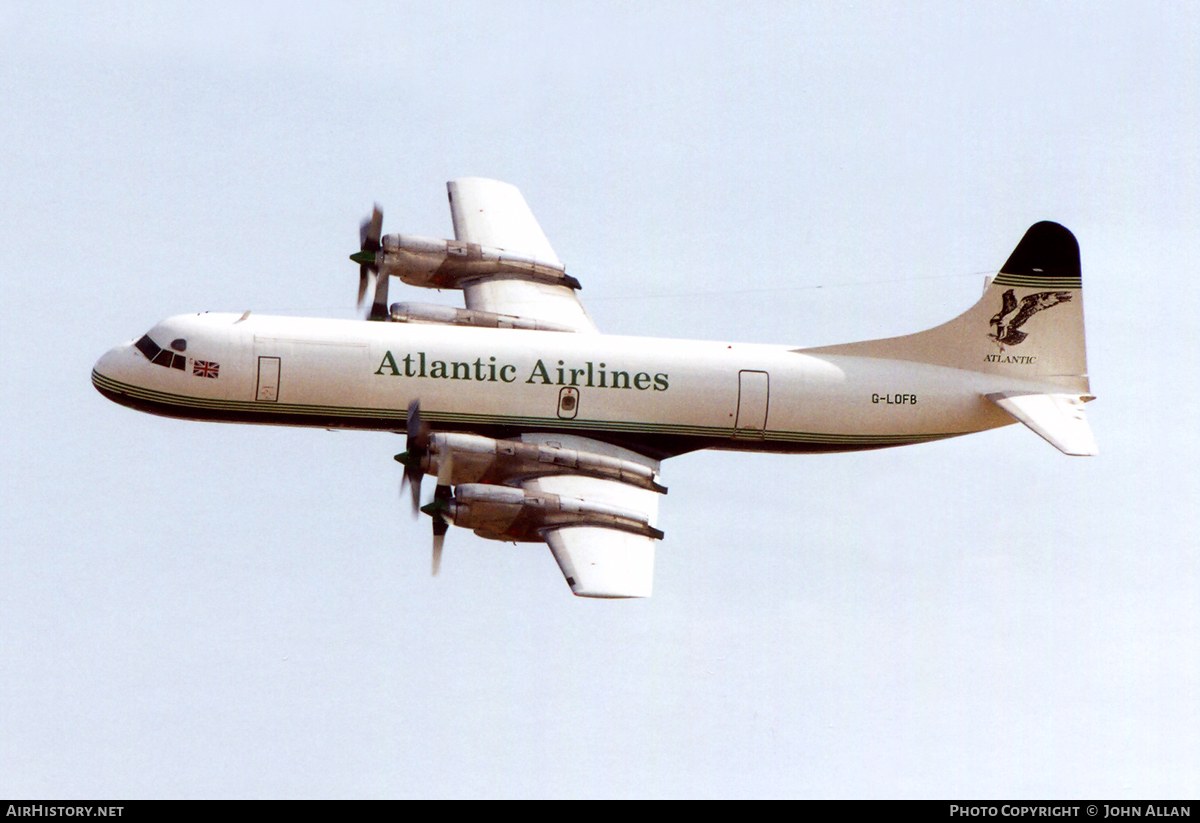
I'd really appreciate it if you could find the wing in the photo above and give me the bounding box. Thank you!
[418,430,665,597]
[447,178,597,333]
[523,471,661,598]
[447,177,561,265]
[544,528,657,599]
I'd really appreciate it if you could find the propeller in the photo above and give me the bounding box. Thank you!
[395,399,455,575]
[394,400,430,516]
[350,204,388,320]
[421,484,453,576]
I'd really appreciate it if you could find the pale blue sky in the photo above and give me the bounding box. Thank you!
[2,1,1197,797]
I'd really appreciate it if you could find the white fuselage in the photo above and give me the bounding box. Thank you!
[93,312,1026,457]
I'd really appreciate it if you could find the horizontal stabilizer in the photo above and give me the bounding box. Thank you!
[985,392,1098,456]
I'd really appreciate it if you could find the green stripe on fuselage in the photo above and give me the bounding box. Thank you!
[91,369,963,448]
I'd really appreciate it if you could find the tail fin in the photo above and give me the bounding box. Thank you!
[798,222,1091,395]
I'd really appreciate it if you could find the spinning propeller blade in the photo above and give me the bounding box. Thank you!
[396,400,453,575]
[393,400,431,516]
[432,521,447,576]
[351,204,387,318]
[422,484,454,577]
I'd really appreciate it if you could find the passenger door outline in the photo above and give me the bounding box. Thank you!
[256,356,281,402]
[734,370,769,437]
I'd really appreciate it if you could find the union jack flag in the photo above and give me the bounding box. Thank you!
[193,360,220,378]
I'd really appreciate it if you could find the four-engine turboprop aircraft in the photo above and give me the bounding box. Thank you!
[93,178,1096,598]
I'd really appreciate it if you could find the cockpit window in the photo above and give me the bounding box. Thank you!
[135,334,186,370]
[170,339,187,352]
[135,334,162,360]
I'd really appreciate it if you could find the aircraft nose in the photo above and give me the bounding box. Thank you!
[92,342,140,400]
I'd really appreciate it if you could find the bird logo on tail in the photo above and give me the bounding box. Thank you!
[988,288,1073,349]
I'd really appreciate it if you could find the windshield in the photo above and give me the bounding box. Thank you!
[134,334,186,371]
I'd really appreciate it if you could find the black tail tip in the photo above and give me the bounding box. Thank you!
[1000,221,1080,279]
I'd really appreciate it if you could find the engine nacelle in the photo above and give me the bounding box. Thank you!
[444,483,663,543]
[388,302,575,332]
[378,234,581,291]
[416,433,667,493]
